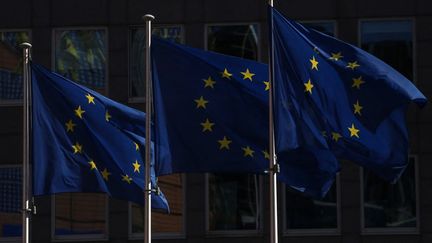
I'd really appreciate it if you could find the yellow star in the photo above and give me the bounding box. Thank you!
[348,124,360,138]
[194,96,209,109]
[331,132,342,142]
[134,142,139,151]
[122,174,133,184]
[72,142,82,154]
[101,168,111,181]
[88,160,97,170]
[201,119,215,132]
[203,76,216,88]
[329,52,343,61]
[85,93,95,104]
[242,146,254,157]
[105,110,111,122]
[262,150,270,160]
[352,76,365,89]
[65,119,76,132]
[353,100,363,115]
[263,81,270,91]
[240,68,255,81]
[304,79,314,94]
[218,136,232,150]
[346,61,360,70]
[310,56,319,70]
[132,160,141,173]
[74,106,85,119]
[221,68,232,79]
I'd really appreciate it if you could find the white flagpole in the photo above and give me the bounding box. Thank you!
[267,1,279,243]
[20,42,32,243]
[143,14,155,243]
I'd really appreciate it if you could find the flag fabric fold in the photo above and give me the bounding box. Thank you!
[31,63,169,211]
[271,7,427,185]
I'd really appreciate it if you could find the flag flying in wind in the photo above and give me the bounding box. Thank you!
[31,63,169,211]
[271,7,427,188]
[152,38,340,197]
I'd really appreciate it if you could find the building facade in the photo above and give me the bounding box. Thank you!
[0,0,431,242]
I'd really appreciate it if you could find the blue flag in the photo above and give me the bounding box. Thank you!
[151,38,340,197]
[271,7,427,188]
[31,63,169,211]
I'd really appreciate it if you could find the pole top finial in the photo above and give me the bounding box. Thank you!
[20,42,32,49]
[143,14,155,21]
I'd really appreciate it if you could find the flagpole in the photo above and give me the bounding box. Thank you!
[267,0,279,243]
[143,14,155,243]
[20,42,32,243]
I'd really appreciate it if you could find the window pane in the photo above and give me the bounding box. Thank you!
[54,29,107,93]
[207,24,259,61]
[302,22,335,37]
[0,167,22,238]
[0,31,30,101]
[129,26,182,98]
[363,158,417,228]
[208,174,260,230]
[131,174,184,234]
[285,183,337,229]
[360,20,413,79]
[54,193,107,236]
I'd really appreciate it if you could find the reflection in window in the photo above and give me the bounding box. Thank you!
[129,26,182,98]
[207,24,259,61]
[0,31,30,101]
[54,193,107,237]
[206,24,261,232]
[285,184,337,230]
[360,20,413,79]
[208,174,260,230]
[302,22,335,37]
[54,29,107,92]
[363,158,417,228]
[131,174,184,235]
[0,167,22,238]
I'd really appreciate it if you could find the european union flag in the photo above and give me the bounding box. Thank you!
[31,63,169,211]
[271,7,427,187]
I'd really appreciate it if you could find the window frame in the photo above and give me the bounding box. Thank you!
[360,155,420,235]
[127,24,185,103]
[127,174,187,240]
[0,164,22,243]
[282,174,341,236]
[51,27,109,96]
[0,29,32,107]
[358,18,417,84]
[204,173,264,237]
[50,194,109,242]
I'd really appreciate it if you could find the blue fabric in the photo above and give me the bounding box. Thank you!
[31,63,169,211]
[271,7,427,189]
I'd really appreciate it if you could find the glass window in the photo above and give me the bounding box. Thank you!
[207,24,259,61]
[0,31,30,103]
[360,20,413,80]
[53,193,107,239]
[206,24,261,232]
[129,26,183,98]
[54,29,107,94]
[363,157,417,229]
[130,174,184,237]
[0,166,22,239]
[302,22,336,37]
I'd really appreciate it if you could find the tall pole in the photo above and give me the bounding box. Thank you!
[20,42,32,243]
[143,14,155,243]
[267,1,279,243]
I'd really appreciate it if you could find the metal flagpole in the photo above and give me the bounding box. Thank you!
[20,42,32,243]
[143,14,155,243]
[267,0,279,243]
